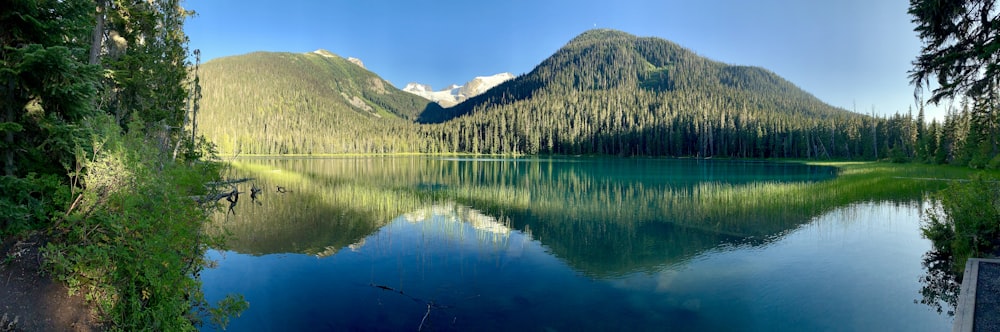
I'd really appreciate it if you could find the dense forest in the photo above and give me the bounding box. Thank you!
[197,50,443,154]
[197,30,998,167]
[1,0,243,329]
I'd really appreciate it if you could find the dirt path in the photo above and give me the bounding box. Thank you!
[0,233,102,331]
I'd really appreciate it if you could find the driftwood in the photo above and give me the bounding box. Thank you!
[250,184,262,202]
[226,189,240,215]
[204,177,253,187]
[190,178,254,204]
[191,189,239,204]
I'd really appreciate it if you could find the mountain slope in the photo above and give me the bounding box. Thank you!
[416,29,873,158]
[199,29,887,159]
[197,50,443,154]
[423,29,853,123]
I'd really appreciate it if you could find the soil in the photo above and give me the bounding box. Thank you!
[0,233,102,331]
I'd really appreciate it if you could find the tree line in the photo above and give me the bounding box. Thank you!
[197,29,999,168]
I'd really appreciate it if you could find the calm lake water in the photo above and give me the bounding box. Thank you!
[200,157,952,331]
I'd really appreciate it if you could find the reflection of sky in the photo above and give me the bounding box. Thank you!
[606,201,951,332]
[201,202,950,331]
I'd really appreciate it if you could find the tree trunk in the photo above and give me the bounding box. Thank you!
[191,50,201,143]
[4,77,15,176]
[89,0,106,65]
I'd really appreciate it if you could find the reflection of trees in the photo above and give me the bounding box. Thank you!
[917,249,960,316]
[212,157,946,277]
[508,210,748,277]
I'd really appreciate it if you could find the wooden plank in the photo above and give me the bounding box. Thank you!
[954,258,980,332]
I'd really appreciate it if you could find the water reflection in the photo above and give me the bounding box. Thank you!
[917,249,961,316]
[210,157,839,264]
[202,157,956,331]
[202,200,951,331]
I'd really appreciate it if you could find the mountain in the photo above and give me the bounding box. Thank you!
[402,73,514,107]
[196,49,444,154]
[199,29,890,159]
[417,29,874,158]
[422,29,854,123]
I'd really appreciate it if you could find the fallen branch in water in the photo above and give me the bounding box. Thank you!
[418,303,432,331]
[368,283,453,330]
[190,178,254,204]
[190,190,240,204]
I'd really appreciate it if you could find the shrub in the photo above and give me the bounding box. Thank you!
[43,117,245,330]
[922,174,1000,271]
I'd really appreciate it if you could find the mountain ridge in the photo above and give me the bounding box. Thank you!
[197,29,882,159]
[402,72,515,107]
[421,29,852,123]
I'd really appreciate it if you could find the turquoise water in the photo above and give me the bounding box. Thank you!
[199,157,951,331]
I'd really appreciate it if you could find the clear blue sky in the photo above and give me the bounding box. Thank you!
[185,0,943,119]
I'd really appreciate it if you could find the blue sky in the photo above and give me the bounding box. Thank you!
[185,0,942,119]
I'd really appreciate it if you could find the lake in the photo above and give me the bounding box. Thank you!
[200,157,952,331]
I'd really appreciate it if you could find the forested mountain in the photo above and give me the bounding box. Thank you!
[429,29,848,122]
[417,29,881,158]
[198,50,443,154]
[199,29,951,160]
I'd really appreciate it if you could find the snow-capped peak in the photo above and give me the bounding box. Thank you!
[461,72,514,96]
[402,72,515,108]
[403,83,433,93]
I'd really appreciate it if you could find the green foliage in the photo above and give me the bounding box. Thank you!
[0,173,68,237]
[99,0,193,132]
[44,118,245,330]
[0,0,101,238]
[908,0,1000,169]
[909,0,1000,104]
[1,0,102,177]
[890,148,911,163]
[204,294,249,329]
[922,174,1000,271]
[1,0,248,329]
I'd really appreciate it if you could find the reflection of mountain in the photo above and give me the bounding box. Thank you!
[209,192,384,257]
[210,157,928,277]
[405,203,512,239]
[207,162,420,257]
[511,211,750,277]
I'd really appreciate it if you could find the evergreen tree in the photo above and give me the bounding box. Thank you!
[1,0,100,178]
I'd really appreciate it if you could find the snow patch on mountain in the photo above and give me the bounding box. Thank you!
[402,72,514,107]
[312,49,337,58]
[347,57,364,68]
[310,50,364,68]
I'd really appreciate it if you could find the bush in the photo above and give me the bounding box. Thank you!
[43,117,245,330]
[922,174,1000,271]
[0,173,69,238]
